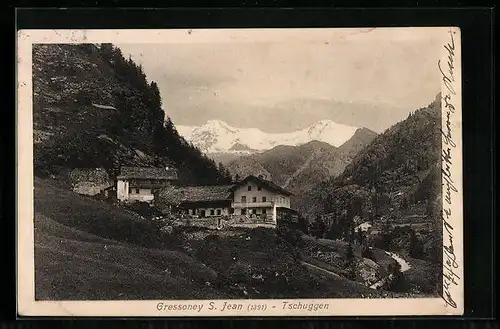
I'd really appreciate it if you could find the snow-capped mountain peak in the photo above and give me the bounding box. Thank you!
[306,120,359,140]
[205,119,233,130]
[176,119,359,154]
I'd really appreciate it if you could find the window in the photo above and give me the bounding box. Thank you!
[252,197,257,203]
[257,185,262,191]
[262,196,267,202]
[262,208,267,214]
[216,209,221,215]
[210,209,215,216]
[136,188,140,194]
[241,196,246,203]
[248,185,252,191]
[241,208,246,215]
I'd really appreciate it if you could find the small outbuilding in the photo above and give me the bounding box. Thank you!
[116,166,178,203]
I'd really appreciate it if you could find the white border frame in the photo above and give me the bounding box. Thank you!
[16,28,464,317]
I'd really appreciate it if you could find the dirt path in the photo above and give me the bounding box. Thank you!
[385,251,411,272]
[368,249,411,289]
[301,261,343,279]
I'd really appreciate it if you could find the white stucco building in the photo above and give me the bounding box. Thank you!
[116,166,178,203]
[156,175,297,224]
[229,175,293,222]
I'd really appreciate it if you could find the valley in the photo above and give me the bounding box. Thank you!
[34,177,434,300]
[30,42,444,302]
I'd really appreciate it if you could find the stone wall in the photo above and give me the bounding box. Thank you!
[70,168,113,196]
[175,215,274,229]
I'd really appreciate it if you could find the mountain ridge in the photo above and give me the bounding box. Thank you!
[177,119,361,154]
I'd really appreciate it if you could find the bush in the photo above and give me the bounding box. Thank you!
[341,256,357,281]
[160,225,174,235]
[277,227,303,248]
[123,202,162,219]
[384,262,409,292]
[361,245,373,259]
[309,217,326,238]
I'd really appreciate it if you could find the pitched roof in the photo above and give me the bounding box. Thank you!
[157,185,234,204]
[178,185,234,202]
[231,175,293,196]
[70,168,110,185]
[117,166,178,180]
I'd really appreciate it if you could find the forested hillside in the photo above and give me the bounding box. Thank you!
[300,94,441,220]
[298,94,443,294]
[299,94,442,250]
[33,44,231,185]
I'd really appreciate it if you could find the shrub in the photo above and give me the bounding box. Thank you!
[160,225,173,235]
[384,262,409,292]
[123,202,162,219]
[361,245,373,259]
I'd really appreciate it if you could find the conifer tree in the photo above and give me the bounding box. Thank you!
[346,241,357,280]
[99,43,114,63]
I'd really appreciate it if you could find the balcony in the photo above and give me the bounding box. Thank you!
[232,201,273,208]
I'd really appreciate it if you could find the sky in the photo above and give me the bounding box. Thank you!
[116,28,446,133]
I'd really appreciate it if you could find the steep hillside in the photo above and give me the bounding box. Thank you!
[299,94,442,229]
[297,95,443,297]
[33,44,230,185]
[228,141,335,184]
[336,128,379,165]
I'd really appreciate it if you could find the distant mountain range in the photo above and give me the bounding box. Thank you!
[176,119,361,154]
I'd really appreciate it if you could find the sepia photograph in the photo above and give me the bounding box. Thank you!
[17,27,463,316]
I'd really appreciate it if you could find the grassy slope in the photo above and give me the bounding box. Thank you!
[403,255,441,294]
[34,177,227,300]
[35,178,176,250]
[303,262,382,298]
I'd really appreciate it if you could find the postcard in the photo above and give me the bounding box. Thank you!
[17,27,463,316]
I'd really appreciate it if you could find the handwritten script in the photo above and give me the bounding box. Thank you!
[438,29,460,309]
